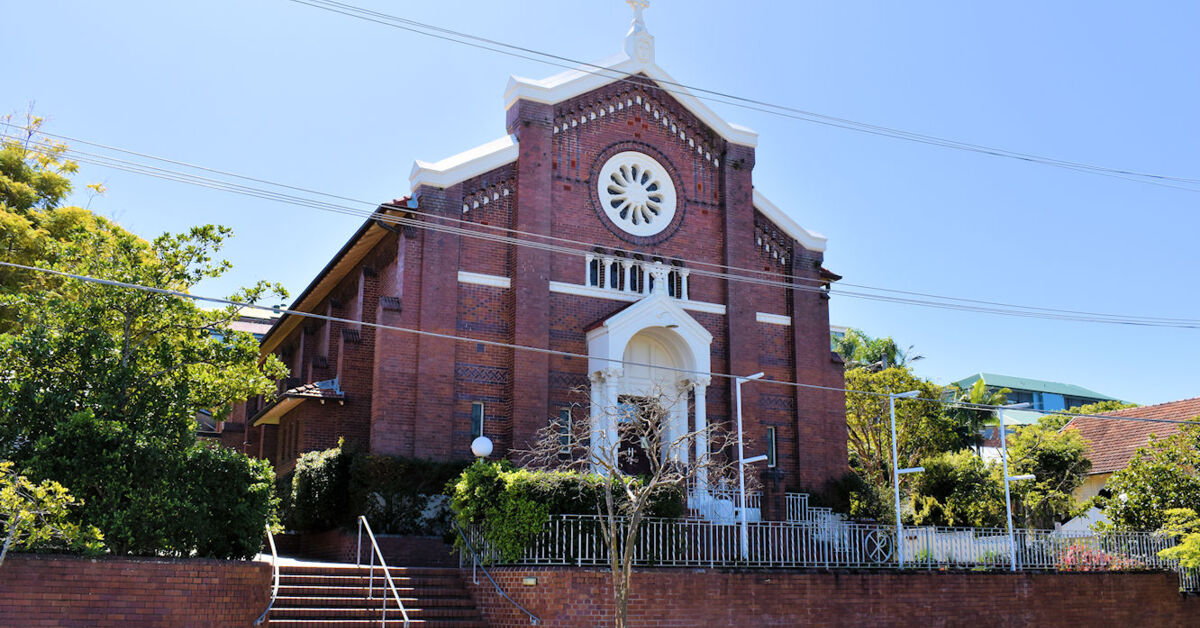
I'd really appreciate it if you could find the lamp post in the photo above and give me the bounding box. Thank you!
[888,390,922,568]
[998,402,1033,571]
[471,436,493,459]
[735,371,765,561]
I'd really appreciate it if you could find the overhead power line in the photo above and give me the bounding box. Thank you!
[10,129,1200,329]
[286,0,1200,194]
[1,259,1193,428]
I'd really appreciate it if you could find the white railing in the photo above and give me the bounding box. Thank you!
[452,521,540,625]
[253,525,280,626]
[467,513,1197,590]
[785,493,810,522]
[356,516,410,628]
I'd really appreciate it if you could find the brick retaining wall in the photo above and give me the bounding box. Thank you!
[0,553,270,627]
[467,567,1200,627]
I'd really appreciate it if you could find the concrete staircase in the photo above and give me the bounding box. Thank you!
[268,563,486,627]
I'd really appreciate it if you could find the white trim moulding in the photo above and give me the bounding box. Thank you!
[755,312,792,326]
[457,271,512,289]
[548,281,726,315]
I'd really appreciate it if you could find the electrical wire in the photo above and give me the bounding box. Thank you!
[285,0,1200,193]
[1,259,1193,428]
[10,131,1200,329]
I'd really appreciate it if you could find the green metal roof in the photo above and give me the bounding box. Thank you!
[951,372,1118,401]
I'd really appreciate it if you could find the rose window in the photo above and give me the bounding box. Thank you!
[597,151,677,237]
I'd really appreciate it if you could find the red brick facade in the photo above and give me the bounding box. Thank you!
[467,567,1200,627]
[0,554,270,627]
[235,58,847,498]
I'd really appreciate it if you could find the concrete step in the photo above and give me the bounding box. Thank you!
[275,596,476,609]
[271,605,482,620]
[269,621,486,628]
[277,585,471,599]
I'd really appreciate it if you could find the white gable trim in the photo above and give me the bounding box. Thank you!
[505,54,758,148]
[752,189,828,253]
[410,134,519,191]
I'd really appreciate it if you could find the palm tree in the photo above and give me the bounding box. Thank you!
[834,328,924,372]
[946,378,1011,454]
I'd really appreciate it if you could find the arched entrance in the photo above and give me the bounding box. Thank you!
[585,287,713,477]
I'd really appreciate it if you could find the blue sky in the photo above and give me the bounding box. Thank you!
[4,1,1198,405]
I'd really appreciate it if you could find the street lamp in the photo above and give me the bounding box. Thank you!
[998,402,1033,571]
[889,390,922,568]
[471,436,493,459]
[735,371,765,561]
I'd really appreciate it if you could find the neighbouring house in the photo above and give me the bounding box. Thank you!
[951,373,1120,461]
[1064,398,1199,501]
[221,6,848,518]
[952,372,1119,413]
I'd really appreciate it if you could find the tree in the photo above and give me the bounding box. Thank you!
[0,460,103,565]
[1098,425,1200,532]
[0,114,124,330]
[834,328,923,371]
[0,121,288,557]
[521,384,740,628]
[944,377,1010,453]
[844,367,953,500]
[1006,420,1092,528]
[908,449,1006,528]
[1157,508,1200,568]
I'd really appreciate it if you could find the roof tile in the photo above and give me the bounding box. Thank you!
[1063,397,1200,474]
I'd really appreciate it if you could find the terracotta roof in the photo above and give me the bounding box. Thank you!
[282,378,345,400]
[1063,397,1200,475]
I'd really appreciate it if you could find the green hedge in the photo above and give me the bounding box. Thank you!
[282,441,469,535]
[448,460,685,562]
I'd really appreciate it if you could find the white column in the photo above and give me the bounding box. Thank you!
[650,262,670,296]
[693,376,710,487]
[589,368,623,473]
[602,257,614,290]
[585,253,594,286]
[621,260,632,292]
[665,381,689,464]
[680,270,690,300]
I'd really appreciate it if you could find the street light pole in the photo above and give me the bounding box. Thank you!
[735,371,764,561]
[998,402,1033,572]
[889,390,921,568]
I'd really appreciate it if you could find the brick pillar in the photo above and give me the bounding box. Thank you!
[371,232,420,457]
[760,468,785,521]
[505,100,554,454]
[412,184,463,460]
[721,143,761,456]
[790,249,848,490]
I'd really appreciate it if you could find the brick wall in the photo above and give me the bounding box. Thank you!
[273,529,459,567]
[467,567,1199,627]
[0,554,270,627]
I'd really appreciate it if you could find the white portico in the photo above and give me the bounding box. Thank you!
[586,262,712,476]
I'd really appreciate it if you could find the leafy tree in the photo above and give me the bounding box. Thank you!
[944,377,1010,453]
[833,328,923,371]
[1098,425,1200,531]
[0,114,124,329]
[908,449,1006,528]
[1006,421,1092,528]
[0,122,288,557]
[844,367,952,492]
[0,460,104,565]
[1157,508,1200,568]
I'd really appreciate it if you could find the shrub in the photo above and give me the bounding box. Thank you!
[282,441,471,535]
[173,443,277,559]
[0,460,104,561]
[448,460,685,562]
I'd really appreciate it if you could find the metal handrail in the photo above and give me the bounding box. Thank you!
[452,521,540,625]
[355,515,411,628]
[253,525,280,626]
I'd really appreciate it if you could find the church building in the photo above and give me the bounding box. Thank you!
[228,3,849,513]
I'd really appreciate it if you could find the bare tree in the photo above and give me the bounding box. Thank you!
[522,381,748,628]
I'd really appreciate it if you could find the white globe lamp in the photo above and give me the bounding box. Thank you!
[471,436,493,459]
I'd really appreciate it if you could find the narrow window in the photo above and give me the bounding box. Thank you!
[588,259,600,287]
[608,263,622,290]
[766,427,777,468]
[558,408,572,454]
[471,402,485,439]
[667,271,678,297]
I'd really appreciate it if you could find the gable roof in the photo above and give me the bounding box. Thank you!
[1063,397,1200,475]
[953,372,1117,401]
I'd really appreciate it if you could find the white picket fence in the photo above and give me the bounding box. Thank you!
[465,513,1200,591]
